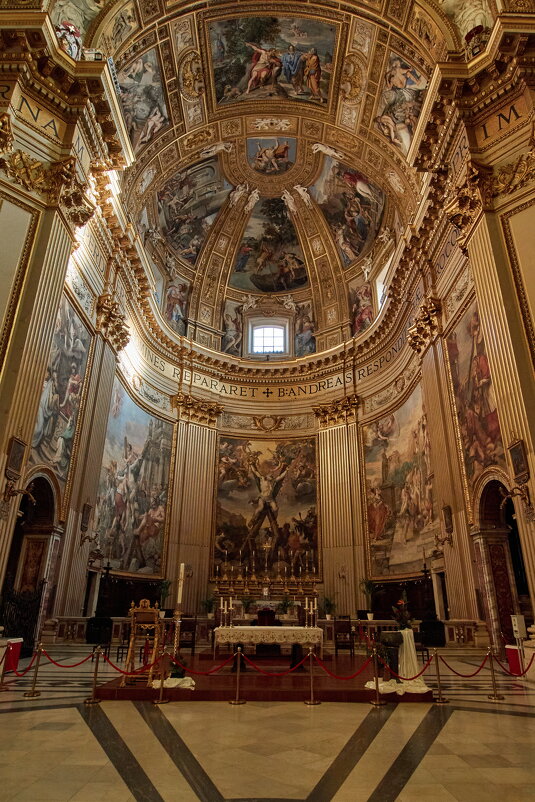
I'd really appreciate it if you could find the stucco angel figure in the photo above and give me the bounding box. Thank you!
[244,187,260,215]
[281,188,297,214]
[377,226,393,244]
[200,141,233,158]
[361,254,373,280]
[242,294,258,312]
[293,184,312,207]
[229,183,249,207]
[280,294,297,312]
[311,142,346,161]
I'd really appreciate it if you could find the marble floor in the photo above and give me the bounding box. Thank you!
[0,646,534,801]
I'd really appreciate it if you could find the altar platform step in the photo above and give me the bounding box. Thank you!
[95,654,434,703]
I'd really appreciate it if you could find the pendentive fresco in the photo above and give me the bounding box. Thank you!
[117,48,169,154]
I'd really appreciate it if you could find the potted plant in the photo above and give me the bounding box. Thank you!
[201,596,216,618]
[277,594,293,620]
[158,579,172,616]
[359,578,378,619]
[322,596,336,620]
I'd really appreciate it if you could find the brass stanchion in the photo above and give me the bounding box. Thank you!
[23,642,43,698]
[433,649,449,704]
[0,644,12,691]
[153,653,170,705]
[304,647,320,706]
[84,646,102,706]
[488,647,505,702]
[229,647,246,705]
[369,646,386,707]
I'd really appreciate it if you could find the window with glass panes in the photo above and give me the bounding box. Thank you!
[252,325,285,353]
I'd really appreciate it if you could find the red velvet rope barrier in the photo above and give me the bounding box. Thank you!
[41,650,94,669]
[170,653,235,676]
[439,653,489,678]
[313,654,373,680]
[10,651,38,678]
[376,653,434,681]
[492,651,535,678]
[102,653,162,676]
[241,652,309,676]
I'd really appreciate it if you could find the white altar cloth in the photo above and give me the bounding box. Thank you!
[365,628,431,695]
[214,626,323,657]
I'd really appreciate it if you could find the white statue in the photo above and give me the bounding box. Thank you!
[242,294,257,311]
[200,141,234,158]
[280,294,297,312]
[311,142,346,161]
[361,254,373,280]
[438,0,493,40]
[377,227,392,245]
[244,187,260,215]
[281,188,297,214]
[293,184,312,207]
[229,183,249,207]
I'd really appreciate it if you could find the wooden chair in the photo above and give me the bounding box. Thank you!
[178,617,197,655]
[414,630,430,664]
[334,617,355,657]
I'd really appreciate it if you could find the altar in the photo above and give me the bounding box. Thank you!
[214,626,323,658]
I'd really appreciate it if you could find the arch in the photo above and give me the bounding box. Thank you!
[473,467,511,530]
[22,467,62,528]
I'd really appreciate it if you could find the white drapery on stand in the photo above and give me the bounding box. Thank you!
[365,628,431,695]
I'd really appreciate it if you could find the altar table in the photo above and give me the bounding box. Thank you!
[214,626,323,658]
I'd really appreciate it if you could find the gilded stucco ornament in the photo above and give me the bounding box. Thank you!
[96,293,130,352]
[407,297,442,356]
[0,113,14,154]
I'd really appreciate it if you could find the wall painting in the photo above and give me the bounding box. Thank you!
[309,156,385,266]
[157,157,231,266]
[30,295,91,490]
[209,16,336,106]
[363,383,435,577]
[349,279,374,336]
[221,300,243,357]
[247,138,297,173]
[295,302,316,357]
[94,378,174,576]
[215,437,318,577]
[163,279,190,336]
[117,48,169,154]
[230,198,308,293]
[445,300,506,491]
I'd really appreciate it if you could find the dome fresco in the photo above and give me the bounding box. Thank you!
[60,0,476,359]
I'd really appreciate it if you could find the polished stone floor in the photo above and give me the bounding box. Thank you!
[0,646,534,801]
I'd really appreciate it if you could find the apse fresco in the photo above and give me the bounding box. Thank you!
[349,279,374,336]
[221,300,243,357]
[374,52,427,157]
[157,157,231,265]
[295,302,316,357]
[230,198,308,292]
[309,157,385,266]
[210,17,336,106]
[215,437,318,577]
[163,279,190,335]
[30,295,91,488]
[247,137,297,173]
[363,384,435,577]
[446,300,506,491]
[117,48,169,154]
[94,379,173,576]
[99,1,138,53]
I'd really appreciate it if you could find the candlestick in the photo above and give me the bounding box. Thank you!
[176,562,185,607]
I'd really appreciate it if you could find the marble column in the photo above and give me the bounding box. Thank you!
[472,527,519,651]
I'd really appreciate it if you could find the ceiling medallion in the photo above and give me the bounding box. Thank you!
[340,53,366,105]
[178,51,205,101]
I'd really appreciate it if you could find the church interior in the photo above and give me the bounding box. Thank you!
[1,0,535,799]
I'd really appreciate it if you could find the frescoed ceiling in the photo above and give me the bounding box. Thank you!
[51,0,477,355]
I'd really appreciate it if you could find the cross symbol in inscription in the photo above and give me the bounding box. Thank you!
[262,388,273,398]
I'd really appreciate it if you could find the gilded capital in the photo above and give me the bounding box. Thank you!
[170,391,223,426]
[313,394,359,427]
[96,293,130,353]
[407,296,442,356]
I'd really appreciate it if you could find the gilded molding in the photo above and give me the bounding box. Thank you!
[407,297,442,356]
[313,394,359,427]
[170,391,223,426]
[0,113,14,154]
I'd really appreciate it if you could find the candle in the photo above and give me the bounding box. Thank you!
[216,563,220,576]
[305,597,309,611]
[229,597,233,608]
[245,566,248,575]
[225,549,228,560]
[314,598,318,610]
[220,596,224,610]
[284,565,287,577]
[176,562,185,606]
